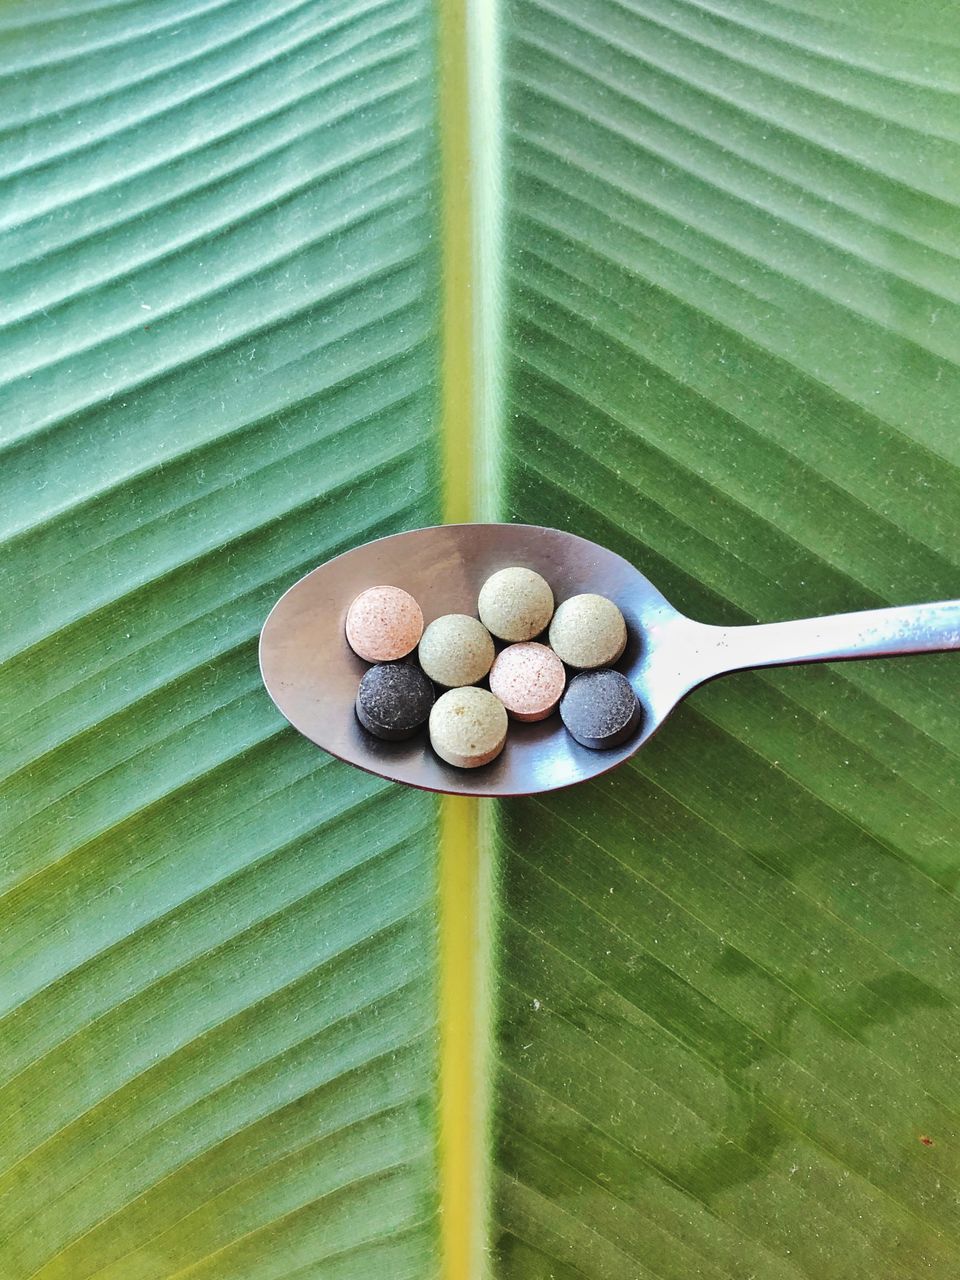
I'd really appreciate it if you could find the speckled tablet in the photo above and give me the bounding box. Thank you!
[559,669,640,749]
[345,585,423,662]
[356,663,434,741]
[429,686,508,768]
[489,642,566,722]
[478,567,554,642]
[549,593,627,669]
[418,614,495,688]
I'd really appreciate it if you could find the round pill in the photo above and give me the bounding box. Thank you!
[489,642,566,722]
[478,567,554,642]
[429,686,508,769]
[345,586,423,662]
[355,663,434,741]
[560,669,641,750]
[418,614,495,688]
[548,593,627,669]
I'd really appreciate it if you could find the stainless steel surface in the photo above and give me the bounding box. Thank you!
[259,523,960,798]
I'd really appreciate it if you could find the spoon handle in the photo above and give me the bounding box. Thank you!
[710,599,960,676]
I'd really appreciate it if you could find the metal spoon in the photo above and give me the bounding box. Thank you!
[259,523,960,798]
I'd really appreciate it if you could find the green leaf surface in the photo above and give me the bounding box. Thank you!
[493,0,960,1276]
[4,0,960,1277]
[0,2,441,1277]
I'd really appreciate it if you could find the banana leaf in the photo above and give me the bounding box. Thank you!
[494,1,960,1275]
[2,0,958,1278]
[0,2,441,1276]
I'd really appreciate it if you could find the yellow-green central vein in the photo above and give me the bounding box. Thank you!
[438,0,502,1275]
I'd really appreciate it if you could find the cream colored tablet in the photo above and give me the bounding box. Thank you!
[548,593,627,669]
[429,687,508,768]
[478,567,554,642]
[418,614,495,687]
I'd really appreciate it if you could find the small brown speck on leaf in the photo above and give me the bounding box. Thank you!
[920,1135,935,1146]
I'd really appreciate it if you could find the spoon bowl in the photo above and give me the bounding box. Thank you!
[259,523,960,798]
[260,523,686,796]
